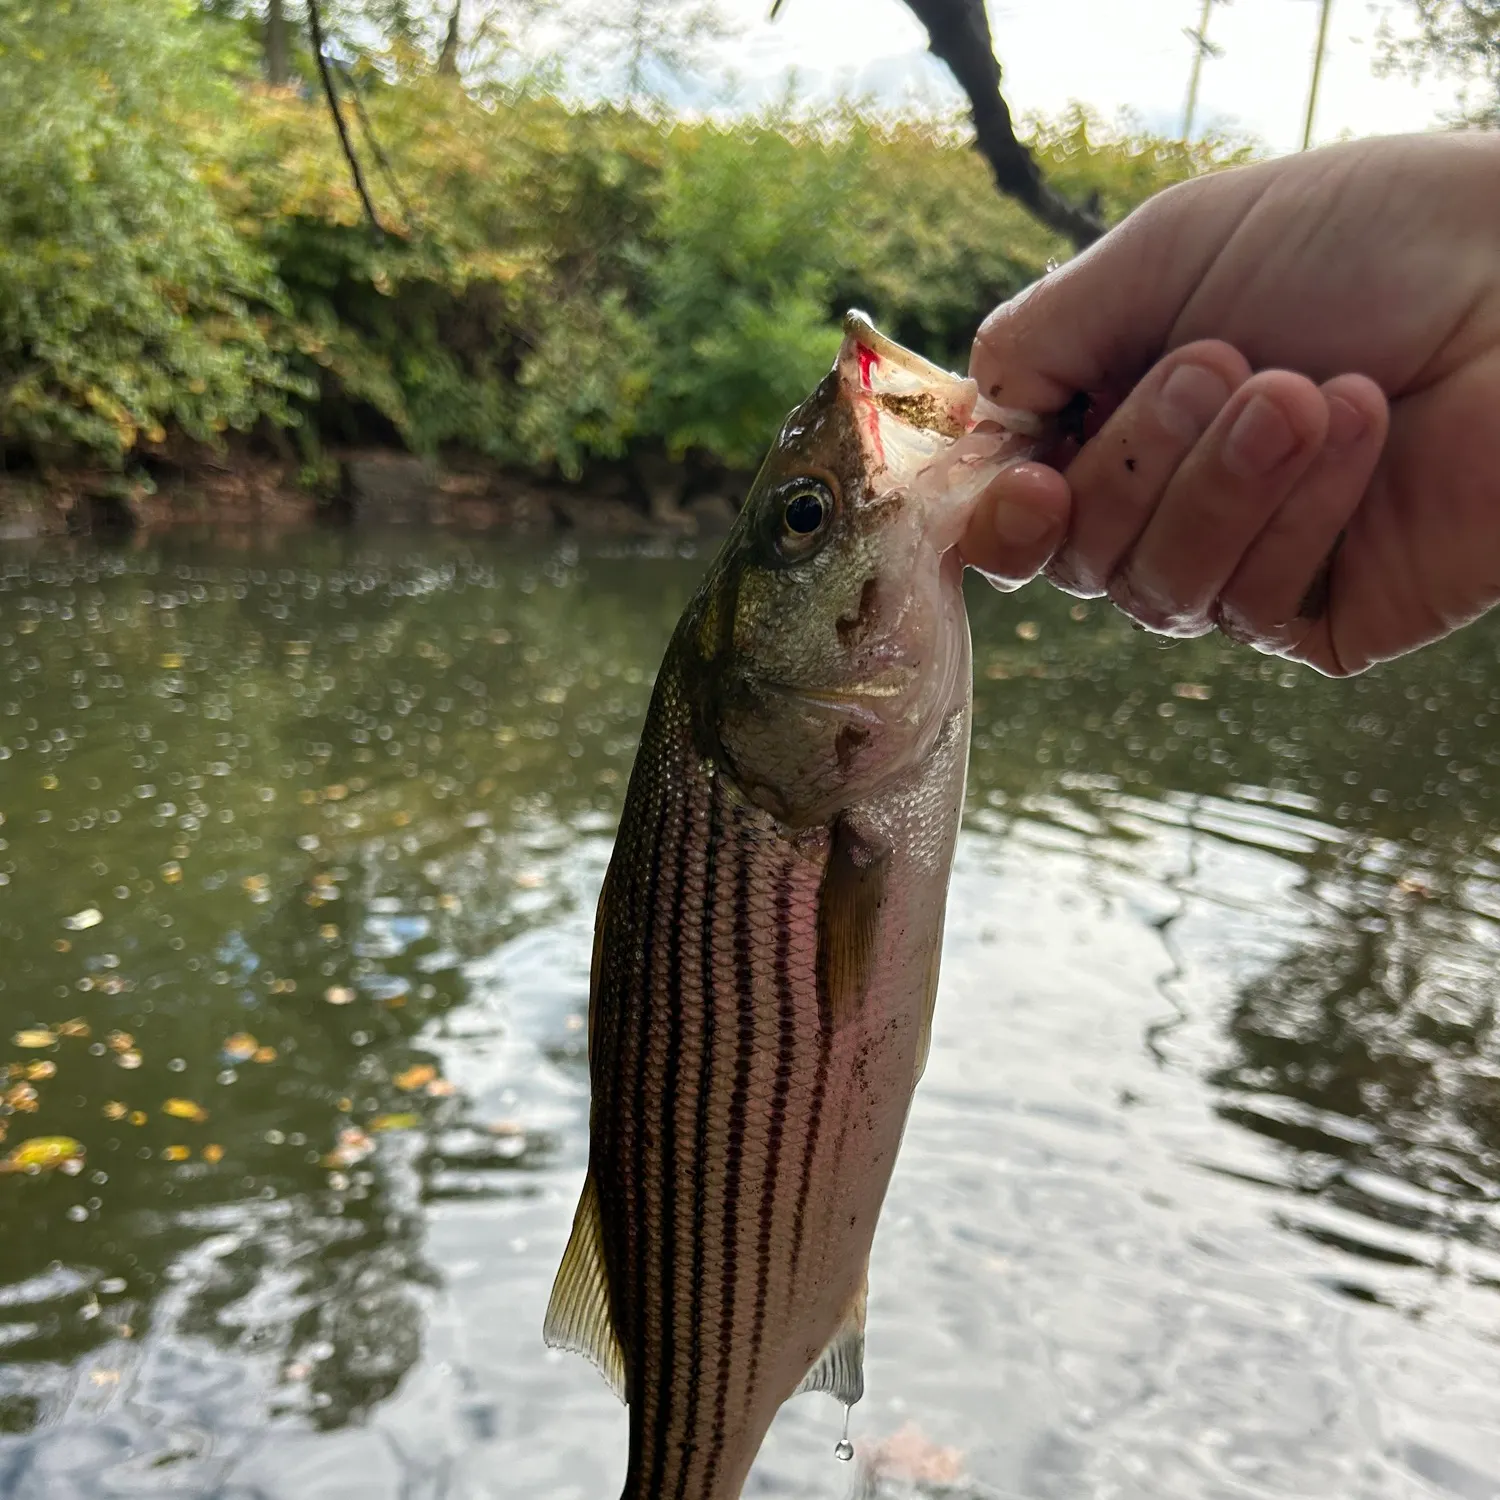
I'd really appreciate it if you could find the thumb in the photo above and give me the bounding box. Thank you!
[969,166,1258,415]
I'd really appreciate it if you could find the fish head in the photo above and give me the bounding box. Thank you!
[684,310,1038,827]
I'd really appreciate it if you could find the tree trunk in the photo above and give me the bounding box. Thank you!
[899,0,1104,251]
[438,0,462,76]
[266,0,290,86]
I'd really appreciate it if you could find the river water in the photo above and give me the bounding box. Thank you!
[0,531,1495,1500]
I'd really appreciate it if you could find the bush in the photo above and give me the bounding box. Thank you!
[0,0,309,466]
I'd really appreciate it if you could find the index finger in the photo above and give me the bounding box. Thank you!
[968,169,1259,414]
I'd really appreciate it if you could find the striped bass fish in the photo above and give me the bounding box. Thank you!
[545,311,1038,1500]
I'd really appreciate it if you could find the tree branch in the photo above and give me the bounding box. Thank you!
[335,60,416,233]
[307,0,385,239]
[899,0,1104,250]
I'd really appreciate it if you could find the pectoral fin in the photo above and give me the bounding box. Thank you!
[816,817,891,1031]
[913,922,944,1088]
[542,1171,626,1402]
[794,1272,867,1406]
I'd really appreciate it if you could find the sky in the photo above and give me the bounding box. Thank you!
[701,0,1465,154]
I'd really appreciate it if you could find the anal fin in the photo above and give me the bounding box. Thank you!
[543,1171,626,1402]
[794,1272,867,1406]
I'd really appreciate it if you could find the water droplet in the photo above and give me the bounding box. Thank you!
[834,1403,854,1461]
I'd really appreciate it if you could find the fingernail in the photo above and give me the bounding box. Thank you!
[1157,363,1231,443]
[1326,395,1368,450]
[1223,394,1296,477]
[989,497,1056,549]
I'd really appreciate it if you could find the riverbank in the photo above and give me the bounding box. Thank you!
[1,5,1251,505]
[0,445,747,543]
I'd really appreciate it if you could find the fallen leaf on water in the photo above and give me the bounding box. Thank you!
[128,1111,147,1127]
[64,908,103,931]
[0,1137,85,1174]
[323,1127,374,1168]
[161,1145,190,1162]
[102,1101,127,1120]
[160,862,183,884]
[251,1046,278,1064]
[106,1031,135,1053]
[5,1085,39,1112]
[426,1078,457,1098]
[56,1019,90,1039]
[318,924,340,941]
[25,1061,56,1081]
[324,986,356,1006]
[202,1144,224,1164]
[40,774,58,791]
[862,1422,966,1485]
[159,652,184,670]
[242,874,268,894]
[116,1051,143,1070]
[1173,682,1212,701]
[222,1033,258,1063]
[1015,620,1040,641]
[162,1099,208,1124]
[393,1064,437,1093]
[12,1030,54,1049]
[369,1113,419,1133]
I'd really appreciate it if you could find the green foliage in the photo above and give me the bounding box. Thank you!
[0,0,309,464]
[1,0,1256,476]
[1377,0,1500,124]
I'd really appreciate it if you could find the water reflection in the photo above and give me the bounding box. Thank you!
[0,532,1496,1497]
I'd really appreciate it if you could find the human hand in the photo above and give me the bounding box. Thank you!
[959,133,1500,675]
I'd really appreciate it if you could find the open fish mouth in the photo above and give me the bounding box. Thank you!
[838,309,1043,553]
[842,309,1043,441]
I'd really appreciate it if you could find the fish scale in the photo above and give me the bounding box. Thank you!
[544,311,1037,1500]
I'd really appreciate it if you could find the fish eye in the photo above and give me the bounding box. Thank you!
[783,489,828,535]
[778,482,833,544]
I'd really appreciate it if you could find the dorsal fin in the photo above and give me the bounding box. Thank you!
[794,1270,867,1406]
[543,1171,626,1402]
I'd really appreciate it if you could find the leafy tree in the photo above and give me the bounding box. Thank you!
[0,0,1253,476]
[1379,0,1500,124]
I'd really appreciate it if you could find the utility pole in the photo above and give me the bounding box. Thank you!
[1302,0,1334,149]
[266,0,290,85]
[1182,0,1225,140]
[438,0,462,74]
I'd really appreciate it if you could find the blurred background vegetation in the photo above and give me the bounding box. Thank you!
[0,0,1250,489]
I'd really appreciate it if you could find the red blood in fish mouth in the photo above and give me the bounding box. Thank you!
[857,343,879,389]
